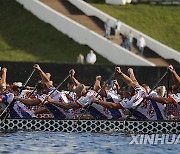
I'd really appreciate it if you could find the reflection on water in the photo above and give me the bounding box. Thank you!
[0,131,179,154]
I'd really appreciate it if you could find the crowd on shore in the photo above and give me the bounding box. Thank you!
[104,19,146,55]
[0,64,179,121]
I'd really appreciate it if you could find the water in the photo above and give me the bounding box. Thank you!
[0,131,179,154]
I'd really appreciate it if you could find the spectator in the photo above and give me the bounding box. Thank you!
[114,20,121,39]
[86,50,97,64]
[76,53,84,64]
[137,35,146,55]
[121,32,128,48]
[127,30,134,51]
[104,18,111,39]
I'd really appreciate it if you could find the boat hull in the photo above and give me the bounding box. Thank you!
[0,119,179,134]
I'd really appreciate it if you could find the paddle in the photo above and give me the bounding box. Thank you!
[0,69,36,121]
[167,70,170,97]
[126,70,168,119]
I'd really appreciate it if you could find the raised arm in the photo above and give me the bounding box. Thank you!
[69,69,81,86]
[1,67,7,89]
[93,75,102,92]
[33,64,52,87]
[113,80,120,92]
[115,67,139,88]
[127,68,139,86]
[168,65,180,84]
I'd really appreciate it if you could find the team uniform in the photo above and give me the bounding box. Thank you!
[119,86,167,120]
[63,91,85,116]
[37,87,74,119]
[0,93,14,112]
[11,101,36,118]
[76,90,112,119]
[167,92,180,116]
[0,92,35,118]
[104,90,126,119]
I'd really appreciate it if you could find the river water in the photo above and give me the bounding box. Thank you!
[0,131,179,154]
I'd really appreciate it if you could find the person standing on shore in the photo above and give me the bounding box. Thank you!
[114,20,121,39]
[137,35,146,55]
[104,18,111,39]
[86,50,97,64]
[76,53,84,64]
[127,30,134,51]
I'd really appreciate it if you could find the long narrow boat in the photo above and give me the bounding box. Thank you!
[0,118,179,134]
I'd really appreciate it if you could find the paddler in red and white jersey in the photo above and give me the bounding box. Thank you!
[14,64,74,119]
[46,83,113,119]
[93,75,126,119]
[46,71,126,120]
[0,67,35,118]
[92,67,167,120]
[0,70,14,114]
[146,65,180,119]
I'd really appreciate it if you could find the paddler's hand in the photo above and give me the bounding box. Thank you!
[168,65,175,72]
[1,67,7,73]
[127,68,133,75]
[113,80,119,86]
[91,97,99,104]
[33,64,41,71]
[69,69,75,77]
[96,75,102,81]
[45,96,54,103]
[115,67,122,74]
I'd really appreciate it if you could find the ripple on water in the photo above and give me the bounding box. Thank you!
[0,131,179,154]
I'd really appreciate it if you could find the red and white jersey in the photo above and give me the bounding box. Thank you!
[104,90,126,118]
[16,90,36,118]
[76,90,112,119]
[62,91,77,102]
[120,86,146,109]
[168,92,180,116]
[168,92,180,106]
[104,89,121,102]
[0,92,35,118]
[13,101,36,118]
[120,86,166,120]
[19,90,34,99]
[48,87,69,103]
[37,92,73,119]
[0,93,14,110]
[137,98,166,120]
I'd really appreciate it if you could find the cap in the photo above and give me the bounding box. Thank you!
[106,80,113,86]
